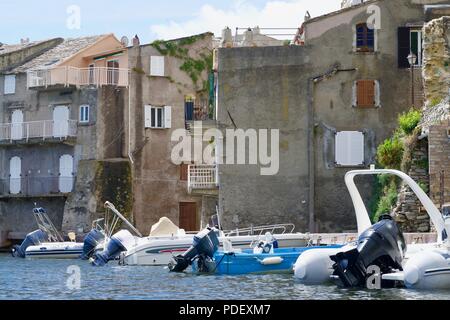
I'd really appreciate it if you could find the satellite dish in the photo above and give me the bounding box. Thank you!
[121,36,129,47]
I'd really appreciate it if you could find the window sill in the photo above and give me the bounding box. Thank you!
[352,51,377,55]
[145,127,168,130]
[352,105,381,109]
[78,122,91,126]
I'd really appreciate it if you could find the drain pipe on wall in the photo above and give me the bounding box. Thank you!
[128,79,134,164]
[307,64,357,233]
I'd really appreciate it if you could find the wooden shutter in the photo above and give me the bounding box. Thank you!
[398,27,411,69]
[357,80,375,107]
[164,106,172,128]
[4,75,16,94]
[144,105,152,128]
[150,56,165,76]
[180,163,189,181]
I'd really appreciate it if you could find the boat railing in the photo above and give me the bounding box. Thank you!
[223,223,296,237]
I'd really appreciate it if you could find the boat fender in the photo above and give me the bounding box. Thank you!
[260,257,283,265]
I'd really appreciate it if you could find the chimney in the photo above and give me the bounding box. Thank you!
[221,27,233,48]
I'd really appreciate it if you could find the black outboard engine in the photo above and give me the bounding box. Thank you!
[80,228,105,260]
[330,215,406,288]
[168,227,220,273]
[12,230,48,258]
[91,230,133,266]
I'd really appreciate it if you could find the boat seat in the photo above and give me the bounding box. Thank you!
[68,232,76,242]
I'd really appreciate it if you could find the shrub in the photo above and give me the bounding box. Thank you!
[398,109,421,135]
[377,136,404,169]
[373,179,398,222]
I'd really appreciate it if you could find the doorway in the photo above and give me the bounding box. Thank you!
[179,202,198,232]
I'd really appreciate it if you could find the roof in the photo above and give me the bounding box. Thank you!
[11,35,107,73]
[0,39,57,56]
[304,0,380,25]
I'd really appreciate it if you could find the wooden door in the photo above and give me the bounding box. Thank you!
[179,202,197,232]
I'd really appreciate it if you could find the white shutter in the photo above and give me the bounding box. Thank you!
[4,75,16,94]
[59,154,74,193]
[11,110,23,140]
[335,131,364,166]
[164,106,172,129]
[144,105,152,128]
[9,156,21,194]
[374,80,381,107]
[150,56,165,77]
[352,81,357,107]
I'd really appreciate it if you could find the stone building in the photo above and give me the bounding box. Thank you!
[216,0,449,233]
[126,33,218,234]
[0,34,130,245]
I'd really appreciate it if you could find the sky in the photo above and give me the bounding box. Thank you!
[0,0,342,45]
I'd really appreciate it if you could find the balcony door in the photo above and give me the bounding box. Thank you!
[107,60,119,85]
[59,154,73,193]
[53,106,69,137]
[9,156,21,194]
[11,110,23,140]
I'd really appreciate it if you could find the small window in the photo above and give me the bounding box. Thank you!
[353,80,380,108]
[145,105,171,129]
[79,105,89,123]
[4,75,16,95]
[150,56,165,77]
[410,30,423,67]
[335,131,365,167]
[356,23,375,52]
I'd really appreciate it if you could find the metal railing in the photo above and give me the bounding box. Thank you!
[185,102,215,122]
[188,164,218,192]
[27,66,129,88]
[0,176,75,197]
[224,223,296,237]
[0,120,77,142]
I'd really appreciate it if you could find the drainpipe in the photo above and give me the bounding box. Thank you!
[128,78,134,164]
[306,64,357,233]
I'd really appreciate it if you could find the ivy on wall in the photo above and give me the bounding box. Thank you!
[150,33,213,93]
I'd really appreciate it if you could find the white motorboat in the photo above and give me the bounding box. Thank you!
[294,166,450,290]
[12,207,85,259]
[91,202,311,266]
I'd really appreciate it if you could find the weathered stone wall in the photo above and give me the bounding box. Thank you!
[393,137,430,232]
[423,17,450,106]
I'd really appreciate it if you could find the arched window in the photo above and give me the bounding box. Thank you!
[356,23,375,52]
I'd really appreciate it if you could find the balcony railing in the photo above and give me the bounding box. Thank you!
[188,164,218,192]
[185,102,215,122]
[0,120,77,143]
[0,176,75,197]
[27,66,129,88]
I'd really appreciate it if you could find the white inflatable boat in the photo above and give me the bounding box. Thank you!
[294,167,450,290]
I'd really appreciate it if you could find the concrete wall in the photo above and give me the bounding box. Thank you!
[217,0,432,233]
[128,34,216,234]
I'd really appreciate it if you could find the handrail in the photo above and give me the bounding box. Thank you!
[104,201,142,238]
[223,223,296,237]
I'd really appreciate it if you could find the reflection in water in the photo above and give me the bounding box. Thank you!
[1,254,449,300]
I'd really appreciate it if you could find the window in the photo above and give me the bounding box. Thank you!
[150,56,165,77]
[353,80,380,108]
[410,29,423,66]
[79,105,89,123]
[4,75,16,94]
[398,27,423,68]
[356,23,375,52]
[145,105,172,129]
[335,131,365,166]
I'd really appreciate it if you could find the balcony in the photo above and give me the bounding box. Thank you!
[185,102,216,133]
[188,164,219,194]
[0,120,77,145]
[27,66,129,88]
[0,176,75,198]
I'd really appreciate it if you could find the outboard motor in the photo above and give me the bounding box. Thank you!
[330,215,406,288]
[12,230,48,258]
[168,227,220,273]
[80,228,105,260]
[91,230,134,266]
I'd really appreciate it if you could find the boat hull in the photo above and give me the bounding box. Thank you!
[25,242,84,259]
[194,246,343,275]
[122,234,310,266]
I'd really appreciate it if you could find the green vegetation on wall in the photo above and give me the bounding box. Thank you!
[95,160,133,232]
[150,33,213,92]
[371,108,423,222]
